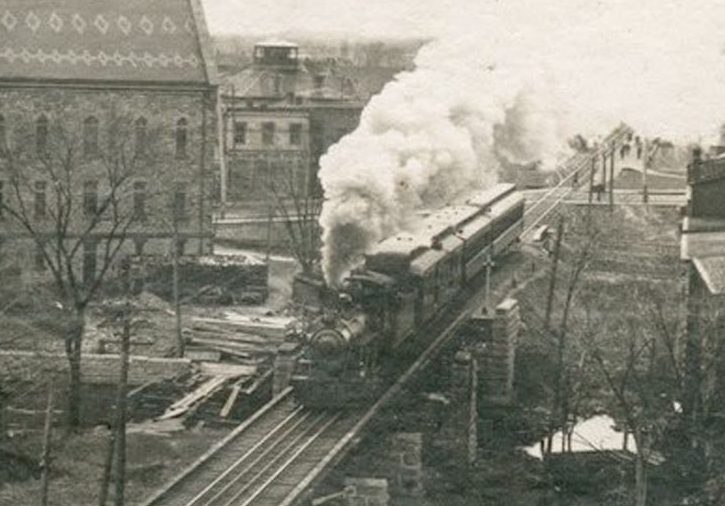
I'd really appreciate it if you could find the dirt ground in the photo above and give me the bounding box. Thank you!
[0,424,227,506]
[309,203,687,506]
[0,247,301,506]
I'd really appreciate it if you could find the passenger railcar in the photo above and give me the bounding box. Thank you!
[292,183,525,408]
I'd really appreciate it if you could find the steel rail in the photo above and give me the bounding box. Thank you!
[140,388,295,506]
[237,414,341,506]
[190,407,309,506]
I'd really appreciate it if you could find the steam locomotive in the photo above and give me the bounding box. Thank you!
[291,183,525,408]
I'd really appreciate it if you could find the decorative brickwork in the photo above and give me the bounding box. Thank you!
[0,0,216,84]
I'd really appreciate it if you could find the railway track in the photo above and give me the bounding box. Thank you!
[142,259,512,506]
[141,392,358,506]
[521,124,634,240]
[143,125,636,506]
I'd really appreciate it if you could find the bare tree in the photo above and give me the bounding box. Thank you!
[0,113,161,429]
[264,160,322,274]
[536,206,600,455]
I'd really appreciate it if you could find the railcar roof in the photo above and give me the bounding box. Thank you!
[367,183,520,261]
[370,205,475,258]
[465,183,516,207]
[410,234,464,275]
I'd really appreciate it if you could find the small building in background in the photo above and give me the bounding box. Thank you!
[681,146,725,421]
[218,41,377,209]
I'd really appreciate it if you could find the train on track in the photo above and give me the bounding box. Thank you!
[292,183,525,408]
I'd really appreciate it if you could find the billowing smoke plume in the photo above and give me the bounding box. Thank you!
[319,37,568,285]
[318,0,725,285]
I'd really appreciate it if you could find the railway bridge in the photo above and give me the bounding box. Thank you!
[141,124,639,506]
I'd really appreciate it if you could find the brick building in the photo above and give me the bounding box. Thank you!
[219,41,365,206]
[0,0,218,281]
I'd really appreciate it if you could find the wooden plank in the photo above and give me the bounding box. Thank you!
[219,385,241,418]
[157,376,228,421]
[189,326,268,344]
[185,349,222,362]
[199,361,257,378]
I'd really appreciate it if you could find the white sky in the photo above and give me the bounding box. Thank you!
[202,0,725,140]
[202,0,478,38]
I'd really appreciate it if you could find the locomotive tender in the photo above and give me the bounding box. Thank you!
[292,183,525,408]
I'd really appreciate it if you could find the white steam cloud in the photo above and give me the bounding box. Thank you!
[318,0,725,285]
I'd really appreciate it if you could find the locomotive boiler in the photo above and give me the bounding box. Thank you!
[292,183,525,408]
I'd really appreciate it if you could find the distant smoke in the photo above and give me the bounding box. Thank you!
[318,38,569,285]
[318,0,725,285]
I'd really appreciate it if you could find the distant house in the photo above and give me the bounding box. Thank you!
[680,146,725,417]
[0,0,218,280]
[219,41,385,206]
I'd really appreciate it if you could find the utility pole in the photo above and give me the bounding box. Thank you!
[642,138,650,204]
[588,155,595,205]
[39,383,54,506]
[171,214,184,358]
[609,143,615,210]
[113,257,132,506]
[98,426,116,506]
[484,253,495,313]
[217,87,228,218]
[544,216,565,332]
[265,203,274,264]
[601,150,607,198]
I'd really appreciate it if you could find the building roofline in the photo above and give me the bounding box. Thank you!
[223,107,310,115]
[221,95,365,108]
[189,0,220,86]
[0,77,215,93]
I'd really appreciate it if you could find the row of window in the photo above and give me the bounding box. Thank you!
[228,157,308,197]
[232,121,303,147]
[0,180,189,223]
[32,236,188,276]
[0,114,191,159]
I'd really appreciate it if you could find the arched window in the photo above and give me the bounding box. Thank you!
[175,118,188,159]
[36,115,49,153]
[83,116,99,156]
[620,144,630,159]
[135,117,147,156]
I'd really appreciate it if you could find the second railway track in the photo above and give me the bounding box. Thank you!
[142,124,636,506]
[141,393,357,506]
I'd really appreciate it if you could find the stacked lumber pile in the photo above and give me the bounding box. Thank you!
[186,369,274,428]
[185,312,297,364]
[155,362,260,423]
[134,254,269,305]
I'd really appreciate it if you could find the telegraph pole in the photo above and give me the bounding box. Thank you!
[609,143,615,210]
[171,214,184,358]
[588,155,595,205]
[484,253,495,313]
[642,138,650,204]
[113,257,132,506]
[39,383,54,506]
[544,217,565,332]
[601,150,607,198]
